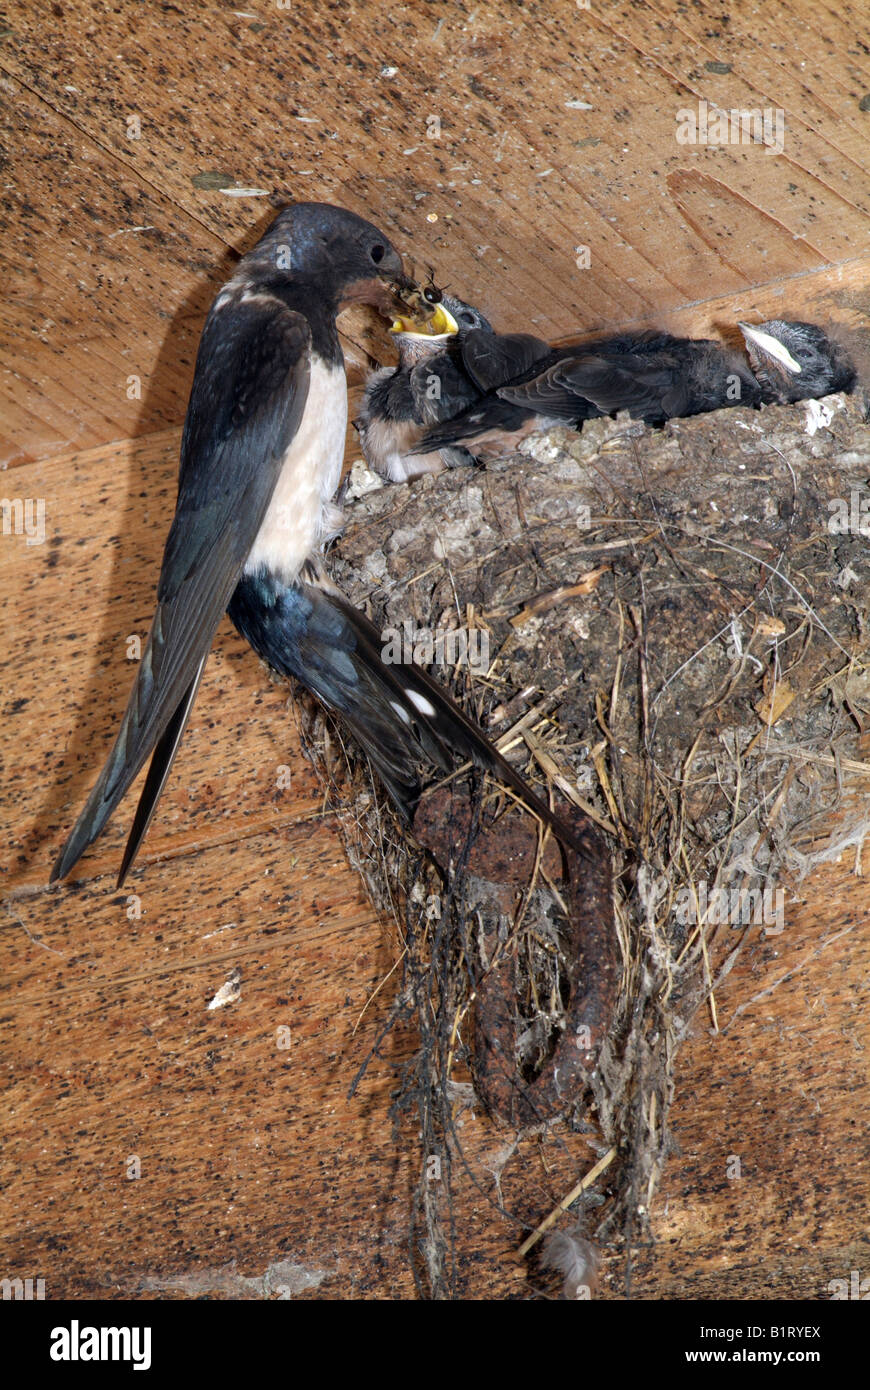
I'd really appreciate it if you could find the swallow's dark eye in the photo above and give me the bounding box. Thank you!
[459,311,475,325]
[370,243,385,264]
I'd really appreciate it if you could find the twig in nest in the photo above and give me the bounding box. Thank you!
[517,1146,617,1259]
[509,569,609,628]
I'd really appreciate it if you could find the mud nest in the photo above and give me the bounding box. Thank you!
[295,386,870,1298]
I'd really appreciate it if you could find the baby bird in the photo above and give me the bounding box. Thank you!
[356,293,494,482]
[413,319,856,457]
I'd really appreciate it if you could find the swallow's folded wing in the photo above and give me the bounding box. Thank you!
[51,297,312,882]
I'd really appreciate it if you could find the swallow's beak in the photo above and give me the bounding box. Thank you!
[738,322,802,376]
[390,301,459,338]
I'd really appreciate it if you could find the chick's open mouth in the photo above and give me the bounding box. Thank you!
[390,302,459,337]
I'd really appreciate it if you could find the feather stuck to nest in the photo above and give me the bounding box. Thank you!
[541,1228,601,1300]
[297,378,870,1298]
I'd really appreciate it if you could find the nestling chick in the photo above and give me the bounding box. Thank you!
[357,293,495,482]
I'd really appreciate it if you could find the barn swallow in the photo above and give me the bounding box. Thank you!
[356,293,495,481]
[414,320,856,456]
[51,202,588,885]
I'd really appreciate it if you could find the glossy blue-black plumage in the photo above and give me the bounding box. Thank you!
[415,321,855,456]
[51,203,405,884]
[227,566,600,862]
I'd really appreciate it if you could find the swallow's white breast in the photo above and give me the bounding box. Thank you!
[244,355,347,582]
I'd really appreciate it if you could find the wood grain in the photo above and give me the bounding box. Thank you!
[3,0,869,465]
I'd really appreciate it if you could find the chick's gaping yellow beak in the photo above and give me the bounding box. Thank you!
[390,302,459,337]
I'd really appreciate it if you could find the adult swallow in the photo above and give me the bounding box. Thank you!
[414,320,856,456]
[51,202,589,885]
[356,293,495,481]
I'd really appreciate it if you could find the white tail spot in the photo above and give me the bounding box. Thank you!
[406,690,436,718]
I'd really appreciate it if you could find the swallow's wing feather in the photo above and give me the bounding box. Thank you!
[300,579,600,861]
[411,397,536,454]
[556,353,689,418]
[51,299,312,882]
[114,654,208,888]
[498,350,688,421]
[229,568,599,863]
[408,352,480,424]
[410,334,576,455]
[460,329,552,392]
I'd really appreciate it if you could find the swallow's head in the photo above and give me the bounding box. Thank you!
[440,295,494,335]
[739,319,856,402]
[389,294,494,365]
[248,201,406,314]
